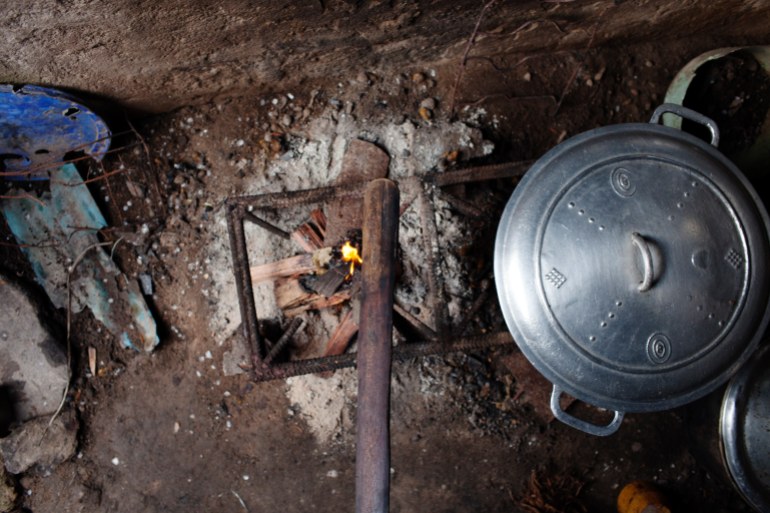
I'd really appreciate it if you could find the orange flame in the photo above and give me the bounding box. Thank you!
[341,241,363,276]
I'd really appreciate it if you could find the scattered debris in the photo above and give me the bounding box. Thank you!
[0,413,78,475]
[138,273,153,296]
[517,470,587,513]
[0,275,68,422]
[87,347,97,377]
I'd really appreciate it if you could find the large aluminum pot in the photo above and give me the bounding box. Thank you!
[494,104,770,436]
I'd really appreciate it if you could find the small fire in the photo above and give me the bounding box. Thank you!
[341,241,363,276]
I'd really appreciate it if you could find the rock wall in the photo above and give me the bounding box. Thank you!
[1,0,768,112]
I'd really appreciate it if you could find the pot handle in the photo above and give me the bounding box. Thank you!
[649,103,720,148]
[550,385,625,437]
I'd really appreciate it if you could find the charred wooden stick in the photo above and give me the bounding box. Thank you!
[429,160,534,187]
[355,179,399,513]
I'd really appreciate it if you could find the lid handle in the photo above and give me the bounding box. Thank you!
[550,385,625,436]
[649,103,720,147]
[632,232,655,292]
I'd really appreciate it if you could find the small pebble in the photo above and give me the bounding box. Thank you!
[327,470,339,478]
[411,72,425,84]
[594,67,606,82]
[111,457,120,466]
[419,97,436,110]
[523,72,532,82]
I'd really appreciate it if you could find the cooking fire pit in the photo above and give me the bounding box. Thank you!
[226,159,530,381]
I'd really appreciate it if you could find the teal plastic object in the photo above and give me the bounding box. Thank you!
[0,84,111,180]
[1,164,158,351]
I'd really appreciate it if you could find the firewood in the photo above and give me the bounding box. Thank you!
[249,253,316,283]
[291,208,327,251]
[312,264,349,297]
[274,277,351,317]
[324,309,359,356]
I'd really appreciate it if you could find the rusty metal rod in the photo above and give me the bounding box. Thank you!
[355,179,399,513]
[429,160,534,187]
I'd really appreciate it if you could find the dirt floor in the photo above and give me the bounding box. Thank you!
[1,31,768,513]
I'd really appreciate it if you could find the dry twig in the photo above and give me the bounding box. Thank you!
[517,470,587,513]
[448,0,500,119]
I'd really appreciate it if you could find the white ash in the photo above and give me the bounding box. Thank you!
[285,367,358,445]
[395,201,432,328]
[432,194,476,325]
[286,357,458,446]
[203,216,242,347]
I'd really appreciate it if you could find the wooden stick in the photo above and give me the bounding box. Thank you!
[291,208,327,252]
[249,253,316,283]
[291,224,324,252]
[324,309,359,356]
[355,179,399,513]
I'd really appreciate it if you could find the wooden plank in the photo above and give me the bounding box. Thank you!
[249,253,315,283]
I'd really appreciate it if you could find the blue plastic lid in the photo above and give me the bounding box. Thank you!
[0,84,111,180]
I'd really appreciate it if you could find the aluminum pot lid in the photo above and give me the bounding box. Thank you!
[721,343,770,512]
[494,105,770,416]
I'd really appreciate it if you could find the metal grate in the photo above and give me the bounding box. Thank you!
[226,162,531,381]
